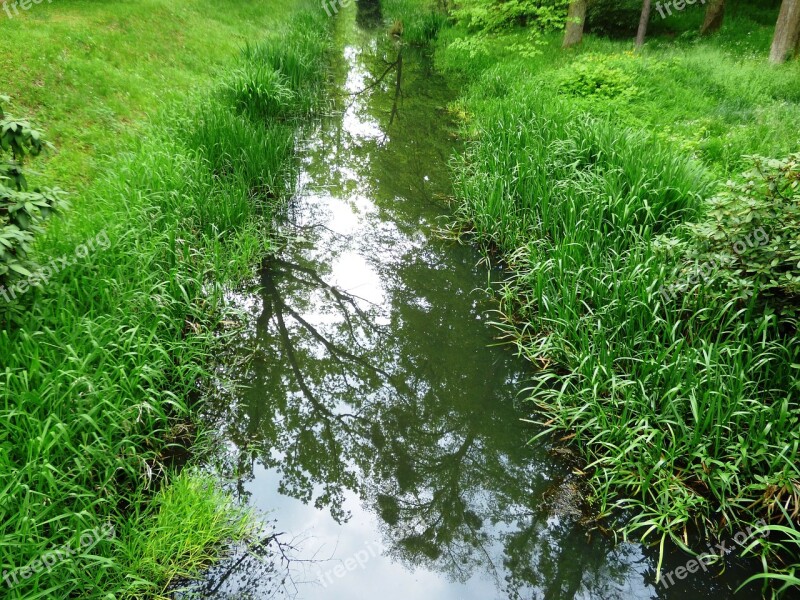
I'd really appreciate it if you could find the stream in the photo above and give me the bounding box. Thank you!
[178,4,763,599]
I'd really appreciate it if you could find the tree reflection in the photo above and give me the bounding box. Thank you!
[356,0,383,29]
[191,10,748,600]
[201,217,643,599]
[173,526,300,599]
[195,14,630,599]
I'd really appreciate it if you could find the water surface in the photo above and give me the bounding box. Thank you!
[182,6,762,599]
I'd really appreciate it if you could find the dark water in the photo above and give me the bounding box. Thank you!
[179,5,764,599]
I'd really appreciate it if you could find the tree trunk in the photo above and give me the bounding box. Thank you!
[770,0,800,64]
[636,0,652,50]
[700,0,725,35]
[563,0,588,48]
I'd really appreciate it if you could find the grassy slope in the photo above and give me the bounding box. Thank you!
[0,0,298,189]
[0,1,330,598]
[385,0,800,595]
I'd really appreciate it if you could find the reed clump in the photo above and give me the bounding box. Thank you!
[433,11,800,594]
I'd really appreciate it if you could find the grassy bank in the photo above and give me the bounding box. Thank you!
[385,0,800,595]
[0,1,330,597]
[0,0,308,189]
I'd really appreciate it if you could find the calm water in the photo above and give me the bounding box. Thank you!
[179,5,763,599]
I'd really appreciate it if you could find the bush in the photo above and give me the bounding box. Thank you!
[681,153,800,320]
[0,96,66,286]
[556,52,639,99]
[452,0,569,33]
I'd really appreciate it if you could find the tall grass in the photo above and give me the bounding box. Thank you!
[0,5,330,598]
[429,5,800,595]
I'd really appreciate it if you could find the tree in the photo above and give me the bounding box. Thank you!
[770,0,800,64]
[563,0,588,48]
[635,0,652,50]
[700,0,725,35]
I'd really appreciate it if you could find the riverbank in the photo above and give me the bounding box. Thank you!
[384,0,800,595]
[0,2,330,597]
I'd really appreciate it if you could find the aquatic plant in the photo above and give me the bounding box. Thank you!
[449,64,799,593]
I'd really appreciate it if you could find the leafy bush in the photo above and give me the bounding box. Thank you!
[0,96,66,285]
[452,0,569,33]
[557,52,639,99]
[681,154,800,320]
[586,0,641,38]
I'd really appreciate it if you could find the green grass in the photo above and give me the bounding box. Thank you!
[0,2,331,598]
[0,0,311,190]
[115,471,255,599]
[386,0,800,595]
[434,3,800,178]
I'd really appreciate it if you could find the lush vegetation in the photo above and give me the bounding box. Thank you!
[2,0,798,595]
[0,0,330,597]
[384,0,800,595]
[1,96,66,285]
[0,0,312,190]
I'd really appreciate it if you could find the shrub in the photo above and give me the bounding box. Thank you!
[452,0,569,33]
[680,153,800,321]
[0,96,66,286]
[557,52,639,99]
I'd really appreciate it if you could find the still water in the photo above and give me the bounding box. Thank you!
[180,4,762,599]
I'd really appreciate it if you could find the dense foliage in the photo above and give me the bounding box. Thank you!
[451,0,569,33]
[451,71,799,598]
[0,97,66,285]
[556,52,639,99]
[679,154,800,320]
[433,0,800,594]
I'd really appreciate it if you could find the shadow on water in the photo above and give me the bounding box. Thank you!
[175,3,765,599]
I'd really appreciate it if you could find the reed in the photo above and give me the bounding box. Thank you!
[442,22,799,597]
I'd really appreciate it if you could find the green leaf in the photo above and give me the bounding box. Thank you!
[8,262,32,276]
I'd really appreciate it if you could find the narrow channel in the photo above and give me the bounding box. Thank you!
[179,4,761,598]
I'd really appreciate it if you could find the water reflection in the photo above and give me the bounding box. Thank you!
[356,0,383,29]
[187,5,761,599]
